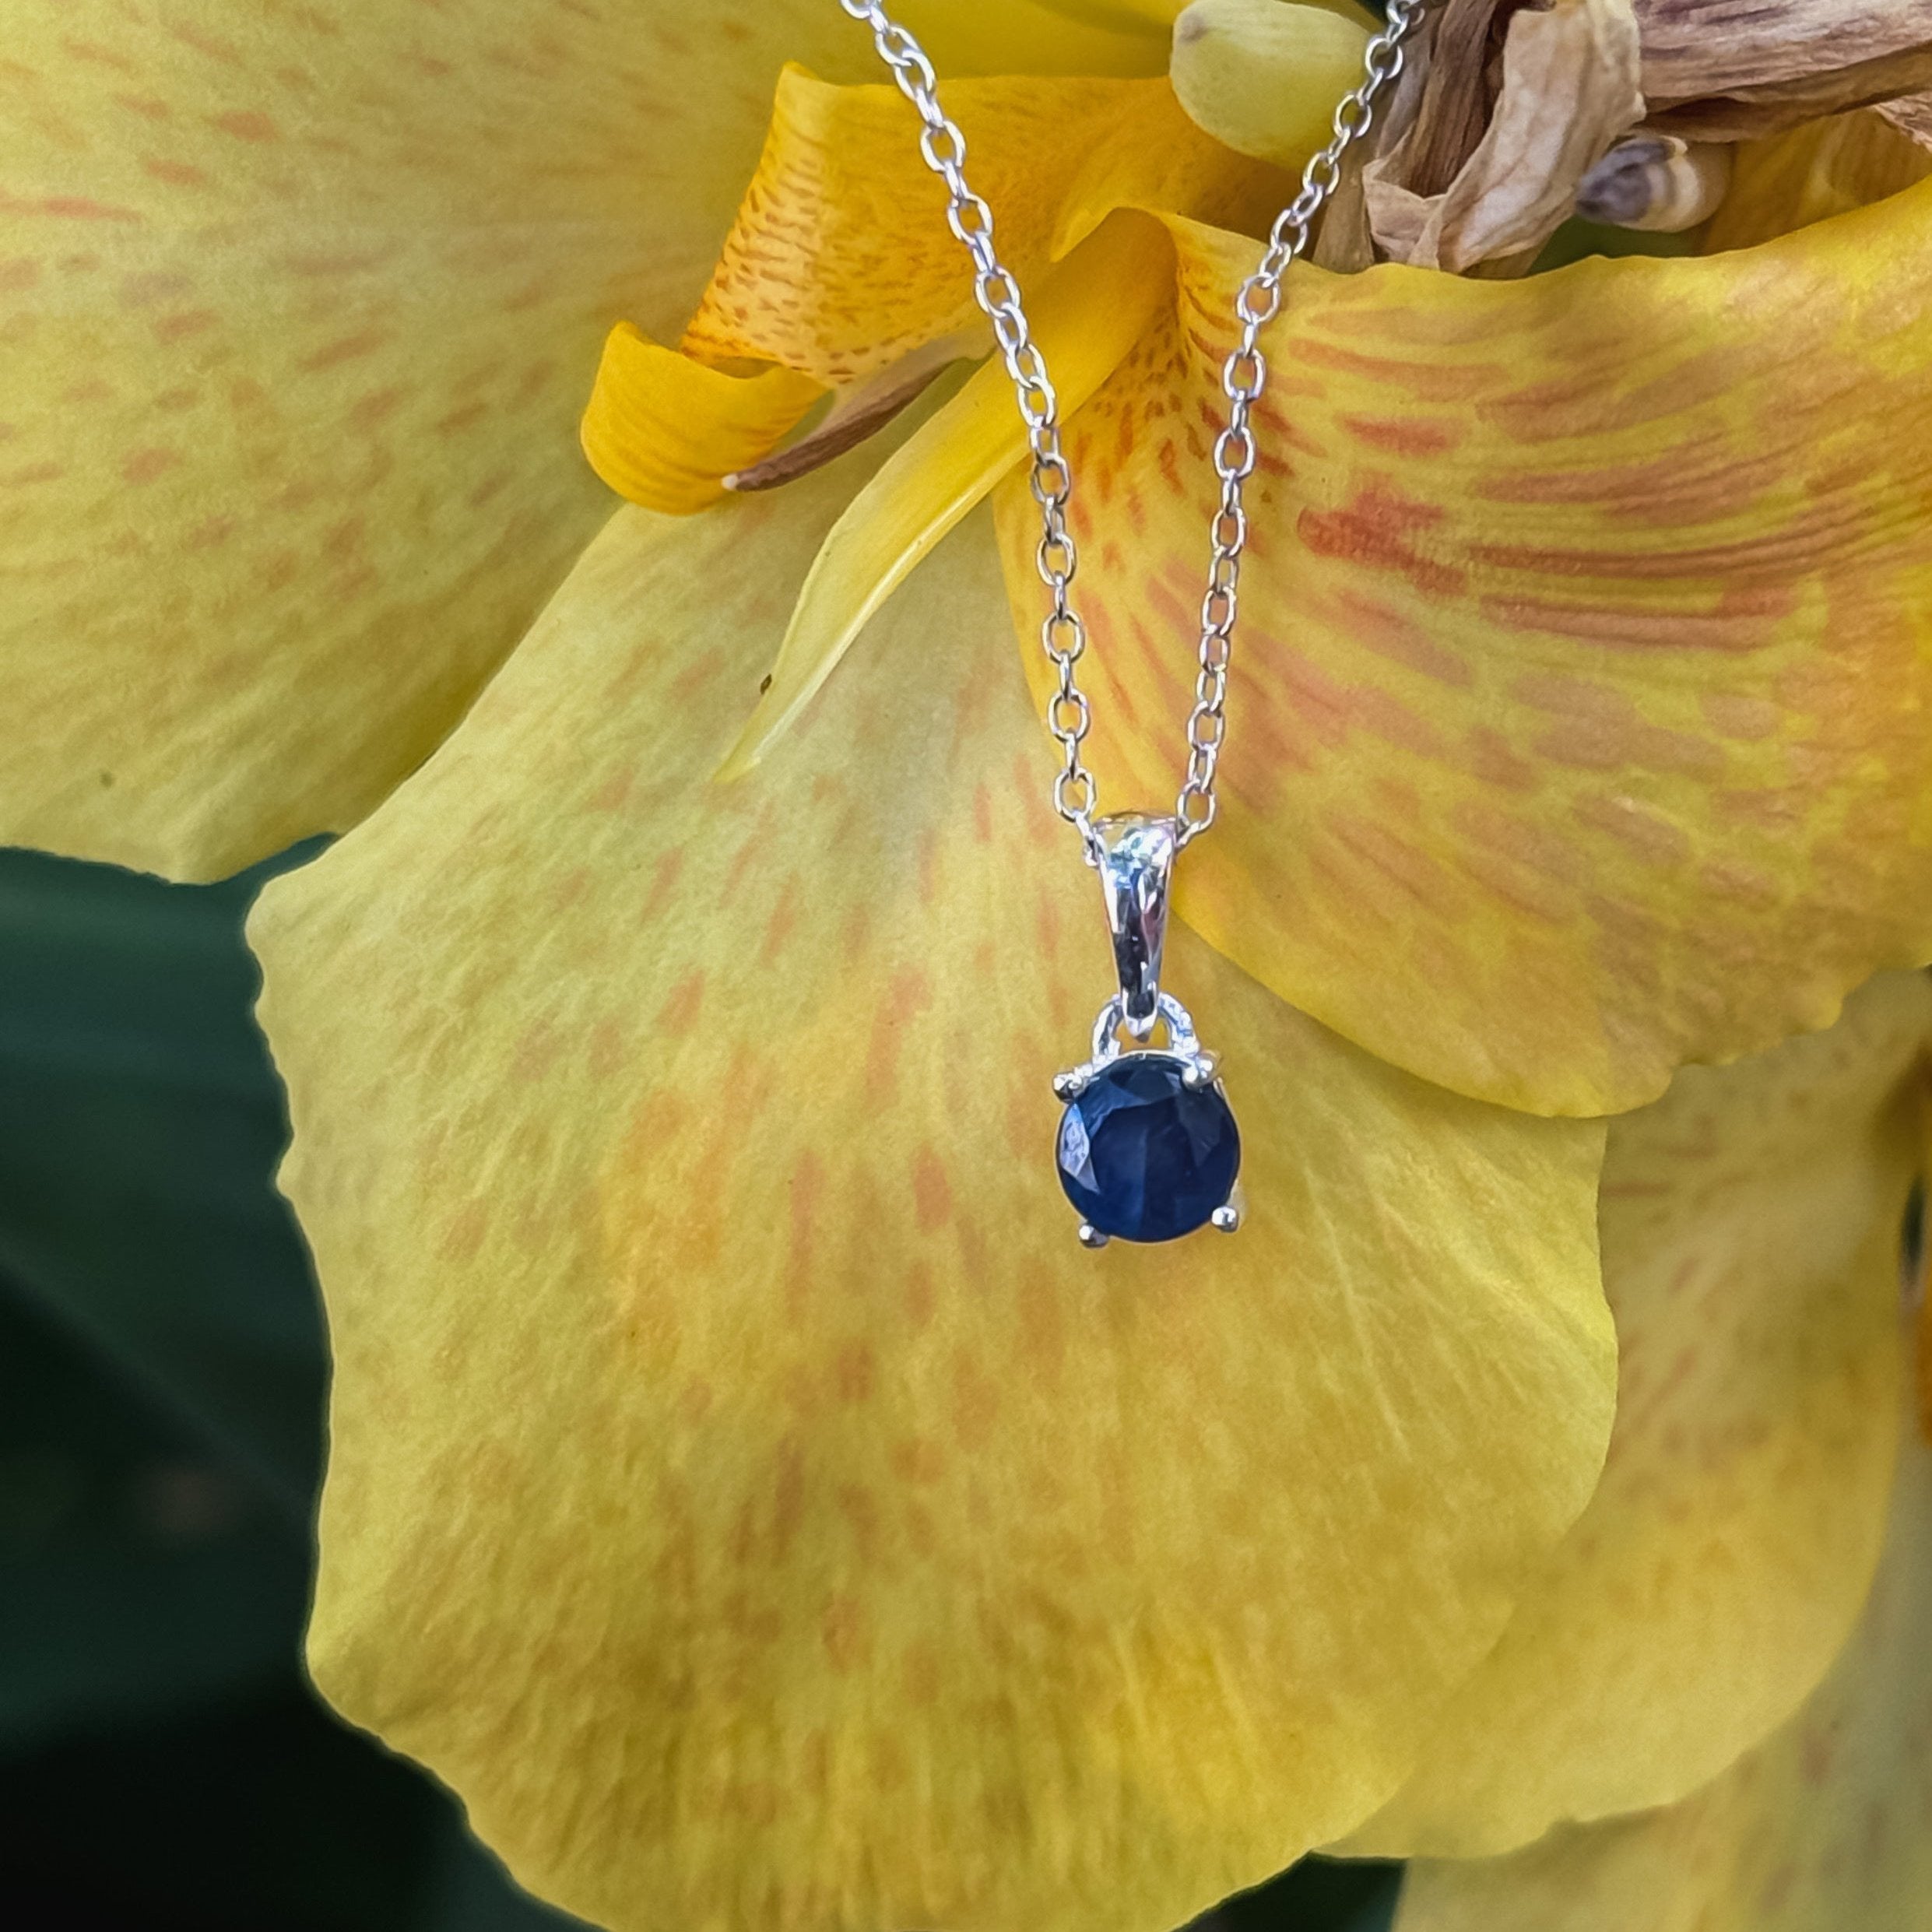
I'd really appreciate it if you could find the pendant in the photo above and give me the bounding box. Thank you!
[1052,813,1242,1248]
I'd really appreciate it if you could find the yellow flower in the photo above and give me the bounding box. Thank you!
[6,2,1932,1928]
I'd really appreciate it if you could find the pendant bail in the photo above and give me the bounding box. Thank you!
[1094,813,1179,1038]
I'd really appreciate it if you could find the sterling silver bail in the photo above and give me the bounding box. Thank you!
[1093,813,1178,1039]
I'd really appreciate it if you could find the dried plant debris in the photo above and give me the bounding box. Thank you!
[1363,0,1643,273]
[1639,2,1932,139]
[1575,133,1731,230]
[1346,0,1932,273]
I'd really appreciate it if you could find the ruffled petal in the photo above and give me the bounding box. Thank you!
[1393,1419,1932,1932]
[251,451,1614,1932]
[680,66,1284,385]
[994,189,1932,1115]
[1345,971,1932,1856]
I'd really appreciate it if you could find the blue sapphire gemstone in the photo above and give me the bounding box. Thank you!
[1056,1054,1240,1242]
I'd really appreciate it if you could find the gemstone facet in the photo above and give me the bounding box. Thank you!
[1055,1052,1241,1243]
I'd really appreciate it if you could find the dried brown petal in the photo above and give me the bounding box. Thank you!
[1396,0,1526,197]
[1365,0,1644,272]
[1636,0,1932,103]
[1636,0,1932,139]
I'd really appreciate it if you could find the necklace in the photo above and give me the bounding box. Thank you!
[841,0,1425,1245]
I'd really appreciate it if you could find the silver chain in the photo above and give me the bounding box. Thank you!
[838,0,1425,856]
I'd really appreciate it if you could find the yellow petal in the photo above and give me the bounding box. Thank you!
[680,66,1283,386]
[899,0,1172,76]
[579,324,824,514]
[1920,1248,1932,1438]
[1344,970,1932,1857]
[1393,1417,1932,1932]
[721,212,1171,777]
[1705,108,1932,252]
[1038,0,1374,30]
[0,0,909,880]
[251,449,1614,1932]
[1035,0,1189,30]
[996,191,1932,1117]
[0,0,1154,882]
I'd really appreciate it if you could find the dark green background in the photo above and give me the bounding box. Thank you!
[0,843,1398,1930]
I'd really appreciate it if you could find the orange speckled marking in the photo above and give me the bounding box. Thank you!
[654,970,705,1038]
[911,1145,952,1234]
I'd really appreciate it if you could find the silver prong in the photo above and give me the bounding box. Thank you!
[1210,1202,1241,1234]
[1077,1221,1110,1249]
[1053,1066,1091,1101]
[1182,1051,1220,1091]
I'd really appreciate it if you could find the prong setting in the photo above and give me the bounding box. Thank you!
[1058,992,1240,1246]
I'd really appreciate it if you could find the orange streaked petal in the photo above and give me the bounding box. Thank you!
[680,66,1283,386]
[720,212,1172,777]
[579,323,824,515]
[1346,971,1932,1856]
[251,445,1614,1932]
[1393,1419,1932,1932]
[996,189,1932,1116]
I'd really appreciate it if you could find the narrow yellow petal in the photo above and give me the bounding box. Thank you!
[1345,971,1932,1856]
[1394,1421,1932,1932]
[578,324,823,515]
[251,443,1614,1932]
[719,214,1171,778]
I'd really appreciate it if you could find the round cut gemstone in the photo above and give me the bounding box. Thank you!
[1056,1053,1240,1242]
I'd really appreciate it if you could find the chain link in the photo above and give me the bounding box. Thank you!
[838,0,1426,855]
